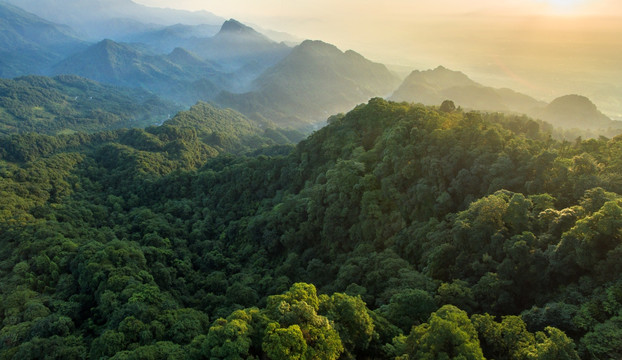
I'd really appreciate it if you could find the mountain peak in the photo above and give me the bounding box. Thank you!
[548,94,598,112]
[294,40,342,56]
[93,39,136,55]
[218,19,256,35]
[537,94,612,129]
[167,47,206,67]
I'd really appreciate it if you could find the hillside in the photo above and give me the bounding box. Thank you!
[216,40,401,128]
[534,94,622,130]
[187,19,292,89]
[390,66,545,114]
[0,75,177,135]
[123,23,221,54]
[2,0,224,40]
[190,19,290,67]
[163,101,304,152]
[2,98,620,358]
[0,2,85,77]
[51,39,229,105]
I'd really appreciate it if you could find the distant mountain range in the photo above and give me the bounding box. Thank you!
[534,94,620,131]
[390,66,546,115]
[1,0,224,40]
[0,2,86,77]
[51,39,229,104]
[122,23,221,54]
[50,19,293,105]
[217,40,401,128]
[187,19,291,81]
[0,0,619,134]
[390,66,622,132]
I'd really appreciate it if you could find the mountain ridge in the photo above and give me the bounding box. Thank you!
[0,2,86,77]
[216,40,401,128]
[51,39,229,105]
[389,65,546,114]
[1,0,224,40]
[535,94,621,130]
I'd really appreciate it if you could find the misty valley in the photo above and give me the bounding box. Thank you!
[0,0,621,359]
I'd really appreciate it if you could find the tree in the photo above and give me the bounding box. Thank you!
[263,323,307,360]
[402,305,484,360]
[321,293,374,359]
[378,289,436,332]
[440,100,456,113]
[264,283,343,360]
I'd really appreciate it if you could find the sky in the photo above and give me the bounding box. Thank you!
[132,0,622,117]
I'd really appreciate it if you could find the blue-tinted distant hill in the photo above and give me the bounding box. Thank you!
[186,19,292,91]
[189,20,291,71]
[51,39,230,105]
[2,0,224,40]
[216,40,401,128]
[0,2,86,77]
[122,23,221,54]
[51,20,293,103]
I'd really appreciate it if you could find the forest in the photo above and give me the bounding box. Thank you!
[1,98,621,359]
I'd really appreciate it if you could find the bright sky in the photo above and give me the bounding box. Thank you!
[133,0,622,116]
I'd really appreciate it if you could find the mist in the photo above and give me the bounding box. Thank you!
[132,0,622,119]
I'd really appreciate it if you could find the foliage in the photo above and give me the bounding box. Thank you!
[0,75,177,135]
[0,98,618,358]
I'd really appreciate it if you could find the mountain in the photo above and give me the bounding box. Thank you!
[122,23,221,54]
[390,66,545,114]
[216,40,401,128]
[0,75,178,135]
[164,102,303,153]
[51,39,229,105]
[0,2,85,77]
[390,66,621,134]
[187,19,292,88]
[533,94,622,130]
[2,0,224,40]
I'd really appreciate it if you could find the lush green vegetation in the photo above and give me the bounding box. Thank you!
[0,75,179,135]
[1,98,621,358]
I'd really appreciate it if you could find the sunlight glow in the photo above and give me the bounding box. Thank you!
[542,0,588,14]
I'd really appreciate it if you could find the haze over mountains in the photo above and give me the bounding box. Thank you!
[0,0,619,134]
[2,0,224,40]
[3,2,622,358]
[217,40,401,127]
[0,2,85,77]
[390,66,622,133]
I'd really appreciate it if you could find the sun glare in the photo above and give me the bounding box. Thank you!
[544,0,587,14]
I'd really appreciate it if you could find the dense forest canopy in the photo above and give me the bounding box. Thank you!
[1,98,621,359]
[0,75,178,136]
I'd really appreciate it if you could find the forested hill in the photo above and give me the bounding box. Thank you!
[0,2,85,77]
[0,75,178,135]
[1,98,621,358]
[216,40,401,128]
